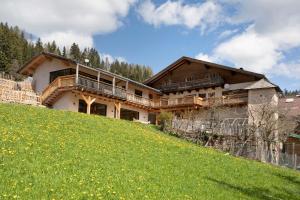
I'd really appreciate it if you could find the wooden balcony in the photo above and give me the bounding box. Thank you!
[126,93,154,108]
[153,96,207,109]
[152,93,248,109]
[205,93,248,106]
[41,75,128,105]
[41,75,76,105]
[77,76,126,99]
[159,77,224,93]
[41,75,151,108]
[41,75,248,109]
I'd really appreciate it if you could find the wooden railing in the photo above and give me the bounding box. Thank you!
[77,75,126,99]
[159,78,224,92]
[153,96,207,108]
[206,93,248,106]
[41,75,248,108]
[152,94,248,108]
[126,93,154,107]
[41,75,75,101]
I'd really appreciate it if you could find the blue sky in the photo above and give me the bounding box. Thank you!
[0,0,299,90]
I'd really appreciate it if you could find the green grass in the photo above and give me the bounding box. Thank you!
[0,103,299,200]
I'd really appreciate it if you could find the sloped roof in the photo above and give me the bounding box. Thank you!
[144,56,266,85]
[225,79,281,92]
[245,79,278,90]
[224,81,255,91]
[18,52,162,94]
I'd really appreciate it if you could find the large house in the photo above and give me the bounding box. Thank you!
[18,52,280,125]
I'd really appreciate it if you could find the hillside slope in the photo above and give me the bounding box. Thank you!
[0,104,299,200]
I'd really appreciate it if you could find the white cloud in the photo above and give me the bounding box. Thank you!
[100,53,127,64]
[214,27,281,73]
[218,29,239,39]
[0,0,136,48]
[137,0,222,33]
[273,61,300,79]
[197,0,300,78]
[41,31,93,49]
[195,53,216,63]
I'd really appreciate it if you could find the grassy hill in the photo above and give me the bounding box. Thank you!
[0,104,299,200]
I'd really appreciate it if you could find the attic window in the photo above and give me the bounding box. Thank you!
[135,89,143,97]
[185,76,193,82]
[199,93,206,98]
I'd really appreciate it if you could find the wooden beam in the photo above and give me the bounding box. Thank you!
[114,102,121,119]
[97,71,100,90]
[75,63,79,84]
[112,77,116,95]
[125,81,128,91]
[81,94,96,115]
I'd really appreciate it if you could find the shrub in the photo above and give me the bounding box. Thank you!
[157,111,173,131]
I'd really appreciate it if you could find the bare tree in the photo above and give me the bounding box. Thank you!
[248,102,295,164]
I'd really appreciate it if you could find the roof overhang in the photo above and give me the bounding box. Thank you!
[144,56,266,85]
[18,52,76,76]
[18,52,162,94]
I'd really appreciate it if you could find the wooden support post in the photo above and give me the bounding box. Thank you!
[112,77,116,95]
[114,102,121,119]
[125,81,128,91]
[81,94,96,115]
[294,154,297,170]
[75,63,79,84]
[97,71,100,90]
[57,77,61,87]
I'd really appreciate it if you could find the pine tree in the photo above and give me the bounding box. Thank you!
[62,46,67,57]
[69,43,81,62]
[34,38,43,55]
[0,22,153,82]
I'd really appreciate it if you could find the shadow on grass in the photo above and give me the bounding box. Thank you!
[206,177,300,200]
[272,172,300,185]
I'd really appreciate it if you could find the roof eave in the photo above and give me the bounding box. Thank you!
[19,52,162,94]
[144,56,266,85]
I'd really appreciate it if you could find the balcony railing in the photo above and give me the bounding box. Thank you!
[41,75,248,108]
[77,76,126,99]
[126,93,154,107]
[159,77,224,92]
[153,96,207,108]
[41,75,75,102]
[206,93,248,106]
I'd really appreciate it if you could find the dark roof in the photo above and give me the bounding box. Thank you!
[144,56,266,85]
[18,52,162,94]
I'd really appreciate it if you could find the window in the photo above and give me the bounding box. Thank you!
[208,92,215,98]
[49,68,101,84]
[185,76,193,82]
[198,93,206,98]
[149,94,153,99]
[49,68,75,83]
[135,89,143,97]
[100,78,112,85]
[78,100,107,116]
[120,108,139,121]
